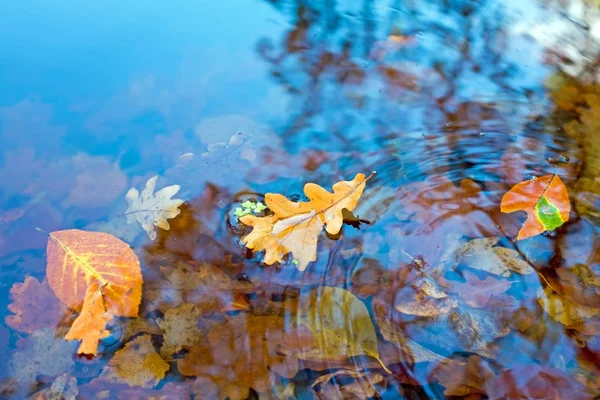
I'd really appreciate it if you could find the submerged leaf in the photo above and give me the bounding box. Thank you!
[8,328,77,390]
[157,303,205,359]
[240,173,373,271]
[430,355,494,396]
[374,303,446,364]
[142,261,254,315]
[32,373,78,400]
[394,276,458,317]
[457,236,534,277]
[312,370,385,400]
[99,335,169,388]
[538,287,600,334]
[449,271,512,308]
[6,276,68,334]
[447,308,510,358]
[292,286,390,372]
[178,315,304,400]
[501,174,570,240]
[125,175,184,240]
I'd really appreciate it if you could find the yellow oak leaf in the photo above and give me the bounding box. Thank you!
[240,172,374,271]
[65,281,113,355]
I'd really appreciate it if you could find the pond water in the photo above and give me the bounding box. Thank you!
[1,0,599,399]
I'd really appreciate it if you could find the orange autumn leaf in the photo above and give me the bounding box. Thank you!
[45,229,143,354]
[240,172,374,271]
[65,281,112,355]
[500,174,570,240]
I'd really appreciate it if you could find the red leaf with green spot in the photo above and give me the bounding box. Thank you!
[500,174,570,240]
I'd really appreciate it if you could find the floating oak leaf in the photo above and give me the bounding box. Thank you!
[240,173,374,271]
[45,229,143,354]
[124,175,184,240]
[65,281,113,355]
[501,174,570,240]
[157,303,205,359]
[6,276,68,334]
[430,355,494,397]
[99,335,169,388]
[291,286,390,372]
[8,328,77,392]
[312,370,385,400]
[449,271,512,308]
[538,286,600,335]
[457,236,534,277]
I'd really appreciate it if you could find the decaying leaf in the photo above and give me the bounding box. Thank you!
[240,173,373,271]
[8,328,77,390]
[157,303,205,358]
[124,175,184,240]
[449,270,512,308]
[561,91,600,218]
[178,315,306,400]
[373,305,446,364]
[291,286,391,372]
[30,373,78,400]
[394,276,458,317]
[64,281,113,355]
[538,286,600,335]
[259,380,295,400]
[99,335,169,388]
[501,174,570,240]
[447,308,511,358]
[430,355,494,396]
[6,276,68,334]
[457,236,534,277]
[486,363,594,400]
[45,229,143,355]
[312,370,385,400]
[120,318,165,343]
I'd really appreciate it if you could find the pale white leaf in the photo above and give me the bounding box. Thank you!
[124,175,184,240]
